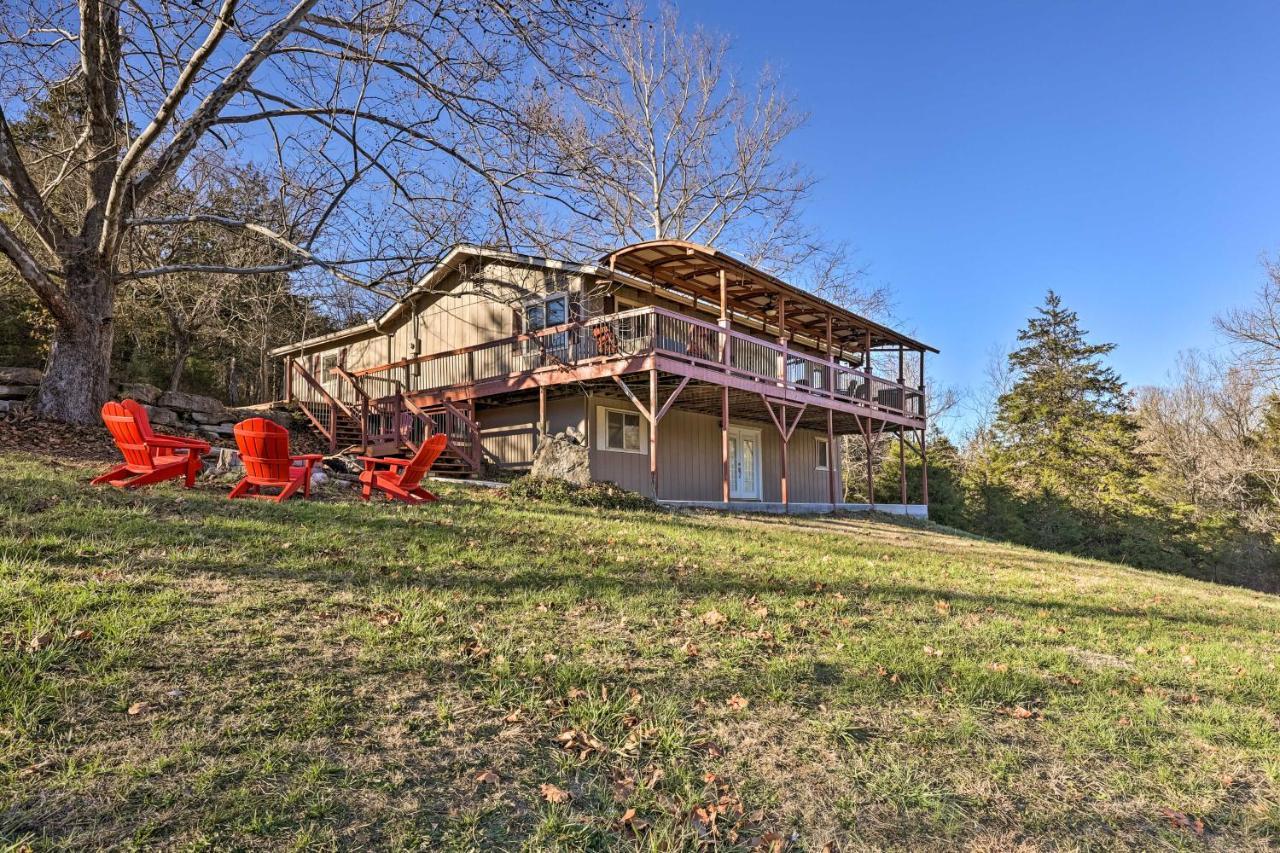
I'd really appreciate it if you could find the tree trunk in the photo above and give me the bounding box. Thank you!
[168,340,192,392]
[36,269,116,424]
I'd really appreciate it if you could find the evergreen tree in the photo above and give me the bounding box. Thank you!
[993,291,1143,505]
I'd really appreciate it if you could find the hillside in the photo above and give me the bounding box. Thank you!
[1,449,1278,851]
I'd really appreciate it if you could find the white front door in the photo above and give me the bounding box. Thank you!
[728,427,761,500]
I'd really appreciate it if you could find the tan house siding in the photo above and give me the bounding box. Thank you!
[477,396,588,469]
[586,396,841,502]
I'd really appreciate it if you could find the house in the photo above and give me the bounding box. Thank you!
[269,240,936,514]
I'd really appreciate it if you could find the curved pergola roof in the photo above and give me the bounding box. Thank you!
[603,240,937,355]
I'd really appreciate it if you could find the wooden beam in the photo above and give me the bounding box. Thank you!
[649,367,659,498]
[655,376,690,423]
[610,375,653,422]
[722,385,730,502]
[719,269,727,321]
[537,385,547,449]
[827,407,836,507]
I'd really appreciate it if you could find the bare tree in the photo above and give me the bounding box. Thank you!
[1215,258,1280,381]
[0,0,615,422]
[549,4,889,317]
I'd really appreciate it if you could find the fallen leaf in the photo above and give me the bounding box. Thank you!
[988,662,1008,672]
[1011,706,1034,719]
[127,701,151,716]
[27,633,52,652]
[934,600,951,615]
[700,609,726,627]
[726,694,749,711]
[923,645,943,658]
[1159,808,1205,836]
[540,782,571,804]
[69,629,93,642]
[475,769,500,785]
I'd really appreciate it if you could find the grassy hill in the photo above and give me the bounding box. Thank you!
[1,450,1278,850]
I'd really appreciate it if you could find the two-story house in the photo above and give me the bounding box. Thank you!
[270,240,936,513]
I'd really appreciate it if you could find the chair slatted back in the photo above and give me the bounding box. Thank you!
[396,433,448,490]
[122,399,156,440]
[235,418,294,484]
[101,401,154,470]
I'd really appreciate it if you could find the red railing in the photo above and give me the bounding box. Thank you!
[355,307,924,419]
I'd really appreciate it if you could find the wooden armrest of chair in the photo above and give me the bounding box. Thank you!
[291,454,324,464]
[149,435,211,452]
[357,455,409,470]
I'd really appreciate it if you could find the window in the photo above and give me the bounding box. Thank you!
[597,405,646,453]
[523,293,569,333]
[815,437,830,471]
[321,354,338,376]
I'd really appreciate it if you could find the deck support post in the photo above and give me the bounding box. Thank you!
[537,385,547,449]
[898,347,907,506]
[721,385,730,503]
[761,396,804,513]
[649,368,659,499]
[864,417,874,509]
[827,407,837,507]
[920,427,929,506]
[284,357,293,403]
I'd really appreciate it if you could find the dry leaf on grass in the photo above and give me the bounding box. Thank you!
[1159,808,1205,836]
[700,609,727,627]
[126,701,151,716]
[474,769,500,785]
[726,694,749,711]
[540,782,571,804]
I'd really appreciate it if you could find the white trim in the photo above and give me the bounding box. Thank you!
[596,404,648,454]
[815,436,830,471]
[727,424,762,500]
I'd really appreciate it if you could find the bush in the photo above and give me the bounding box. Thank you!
[504,476,658,512]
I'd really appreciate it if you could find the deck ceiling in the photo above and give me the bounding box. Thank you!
[603,240,937,356]
[498,376,913,437]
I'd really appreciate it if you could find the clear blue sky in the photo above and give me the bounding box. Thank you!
[681,0,1280,426]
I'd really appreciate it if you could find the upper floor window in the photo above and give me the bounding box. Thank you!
[523,293,568,333]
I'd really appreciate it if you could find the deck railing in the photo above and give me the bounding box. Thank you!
[356,306,924,419]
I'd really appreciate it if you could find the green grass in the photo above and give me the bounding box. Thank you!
[1,452,1278,850]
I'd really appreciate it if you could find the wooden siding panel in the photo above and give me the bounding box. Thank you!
[478,396,587,468]
[586,397,841,502]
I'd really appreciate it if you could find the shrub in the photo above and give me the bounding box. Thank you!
[504,476,658,512]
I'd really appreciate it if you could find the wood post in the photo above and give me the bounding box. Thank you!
[781,409,789,510]
[864,417,874,509]
[649,367,659,499]
[537,385,547,449]
[919,350,929,507]
[284,357,293,403]
[328,404,337,454]
[719,269,727,322]
[899,429,907,506]
[827,407,836,507]
[721,385,730,503]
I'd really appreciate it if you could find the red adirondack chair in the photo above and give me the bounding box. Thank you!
[357,433,448,504]
[230,417,323,502]
[92,400,209,489]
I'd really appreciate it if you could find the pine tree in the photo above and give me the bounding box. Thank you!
[993,291,1143,507]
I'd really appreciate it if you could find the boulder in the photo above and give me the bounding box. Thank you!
[197,423,236,437]
[189,410,234,425]
[230,407,292,428]
[119,383,163,405]
[0,367,42,386]
[141,404,179,427]
[158,390,225,415]
[0,385,34,400]
[529,432,591,485]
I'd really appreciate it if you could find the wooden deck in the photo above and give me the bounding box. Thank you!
[350,306,927,429]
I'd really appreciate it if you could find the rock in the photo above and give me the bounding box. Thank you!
[158,390,225,414]
[0,385,34,399]
[529,432,590,485]
[197,423,236,437]
[203,447,242,474]
[189,410,234,425]
[0,367,42,386]
[229,407,292,428]
[118,383,163,405]
[0,399,29,416]
[141,404,179,427]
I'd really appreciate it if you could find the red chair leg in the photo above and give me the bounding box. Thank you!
[228,478,252,500]
[409,487,438,502]
[91,463,133,486]
[120,463,186,489]
[274,476,303,503]
[184,452,201,488]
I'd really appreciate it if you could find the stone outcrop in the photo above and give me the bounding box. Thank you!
[0,366,296,443]
[0,368,40,415]
[529,431,591,485]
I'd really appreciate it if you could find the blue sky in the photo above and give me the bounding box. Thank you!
[680,0,1280,427]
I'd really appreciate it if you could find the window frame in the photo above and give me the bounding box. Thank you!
[521,291,570,334]
[815,436,830,471]
[596,404,648,454]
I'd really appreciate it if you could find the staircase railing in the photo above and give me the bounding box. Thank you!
[289,359,358,452]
